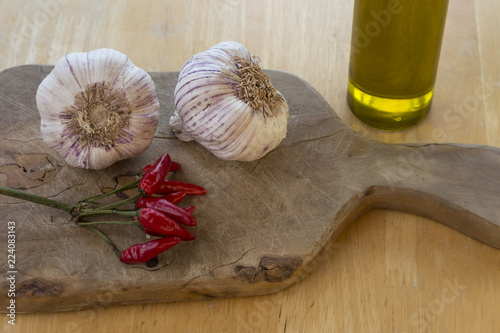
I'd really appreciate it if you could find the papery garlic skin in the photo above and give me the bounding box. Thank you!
[170,41,289,161]
[36,48,160,169]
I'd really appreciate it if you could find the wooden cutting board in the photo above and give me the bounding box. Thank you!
[0,65,499,313]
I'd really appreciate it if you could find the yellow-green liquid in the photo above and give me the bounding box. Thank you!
[347,0,449,130]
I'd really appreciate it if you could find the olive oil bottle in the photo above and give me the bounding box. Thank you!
[347,0,449,130]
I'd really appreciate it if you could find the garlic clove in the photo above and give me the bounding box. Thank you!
[36,48,160,169]
[170,41,289,162]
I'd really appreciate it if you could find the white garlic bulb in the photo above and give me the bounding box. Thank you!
[170,41,289,161]
[36,48,160,169]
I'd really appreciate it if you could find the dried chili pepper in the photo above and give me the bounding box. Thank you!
[120,236,181,264]
[138,208,195,241]
[162,191,187,204]
[155,179,207,196]
[142,227,165,237]
[169,161,182,172]
[184,206,195,214]
[142,160,181,174]
[137,196,197,226]
[139,153,172,196]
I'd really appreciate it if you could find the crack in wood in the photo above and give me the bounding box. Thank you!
[180,248,258,290]
[276,128,347,151]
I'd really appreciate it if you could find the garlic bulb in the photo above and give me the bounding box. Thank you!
[170,41,289,161]
[36,48,160,169]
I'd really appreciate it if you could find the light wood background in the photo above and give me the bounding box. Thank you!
[1,0,499,332]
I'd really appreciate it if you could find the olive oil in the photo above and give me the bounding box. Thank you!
[347,0,449,130]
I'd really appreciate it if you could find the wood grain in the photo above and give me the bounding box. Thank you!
[0,0,499,332]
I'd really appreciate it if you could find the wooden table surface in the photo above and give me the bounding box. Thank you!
[1,0,499,332]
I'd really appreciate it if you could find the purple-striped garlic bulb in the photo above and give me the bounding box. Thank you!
[36,48,159,169]
[170,41,289,161]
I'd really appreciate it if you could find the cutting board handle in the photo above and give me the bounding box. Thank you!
[349,140,500,248]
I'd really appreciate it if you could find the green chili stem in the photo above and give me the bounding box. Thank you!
[82,179,141,202]
[78,209,139,219]
[84,200,104,207]
[86,226,121,260]
[0,186,74,212]
[95,193,143,211]
[77,221,140,226]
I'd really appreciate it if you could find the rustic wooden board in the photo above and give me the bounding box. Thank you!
[0,65,499,313]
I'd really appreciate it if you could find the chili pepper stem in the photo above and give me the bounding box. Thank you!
[83,200,104,207]
[86,226,121,260]
[94,193,143,211]
[77,221,140,226]
[81,179,141,202]
[77,209,139,219]
[0,186,74,212]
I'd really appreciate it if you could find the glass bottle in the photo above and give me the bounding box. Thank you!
[347,0,449,130]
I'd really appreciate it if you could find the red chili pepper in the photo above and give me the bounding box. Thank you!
[184,206,195,214]
[120,237,181,264]
[138,208,195,241]
[142,227,165,238]
[137,196,197,226]
[142,161,181,174]
[139,153,171,196]
[155,180,207,196]
[133,215,165,237]
[162,191,187,204]
[169,161,182,172]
